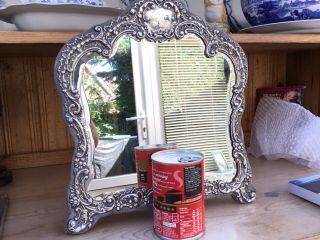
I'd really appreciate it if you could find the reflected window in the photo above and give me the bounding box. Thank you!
[79,37,139,179]
[83,37,137,138]
[158,35,235,174]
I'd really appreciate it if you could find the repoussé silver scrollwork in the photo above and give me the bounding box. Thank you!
[54,0,256,234]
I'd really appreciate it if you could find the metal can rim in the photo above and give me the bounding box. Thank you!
[152,149,204,165]
[135,143,176,151]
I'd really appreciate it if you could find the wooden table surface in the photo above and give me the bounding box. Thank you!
[1,157,320,240]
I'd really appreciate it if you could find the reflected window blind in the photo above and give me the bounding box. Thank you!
[158,36,235,171]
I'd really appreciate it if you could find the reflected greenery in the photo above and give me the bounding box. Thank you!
[83,37,137,137]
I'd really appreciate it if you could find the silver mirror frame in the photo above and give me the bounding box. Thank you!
[54,0,256,234]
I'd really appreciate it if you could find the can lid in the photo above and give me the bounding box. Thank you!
[135,143,176,151]
[152,149,204,165]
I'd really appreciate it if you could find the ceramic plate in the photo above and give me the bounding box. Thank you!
[0,0,124,8]
[239,19,320,34]
[0,20,17,31]
[0,3,124,31]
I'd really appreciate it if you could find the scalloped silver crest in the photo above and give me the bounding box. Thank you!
[54,0,256,234]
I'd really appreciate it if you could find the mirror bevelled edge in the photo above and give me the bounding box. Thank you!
[54,0,255,235]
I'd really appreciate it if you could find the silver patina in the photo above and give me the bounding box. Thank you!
[54,0,256,234]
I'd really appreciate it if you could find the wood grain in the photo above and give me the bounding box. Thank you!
[1,33,319,167]
[1,150,73,169]
[2,32,320,45]
[0,44,65,57]
[0,56,73,168]
[242,52,287,144]
[0,32,78,44]
[0,60,10,156]
[1,157,320,239]
[1,32,320,55]
[233,34,320,44]
[0,32,76,56]
[233,34,320,52]
[287,51,320,116]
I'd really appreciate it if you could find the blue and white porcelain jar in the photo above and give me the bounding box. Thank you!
[242,0,320,25]
[225,0,320,32]
[224,0,250,32]
[19,0,105,6]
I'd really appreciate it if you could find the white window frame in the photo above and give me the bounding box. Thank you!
[130,39,166,145]
[88,40,165,191]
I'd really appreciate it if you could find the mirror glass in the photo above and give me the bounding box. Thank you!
[157,34,236,182]
[75,34,236,198]
[75,36,139,181]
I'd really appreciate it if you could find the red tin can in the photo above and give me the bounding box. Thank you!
[134,144,176,189]
[152,149,205,204]
[153,199,205,240]
[152,149,205,240]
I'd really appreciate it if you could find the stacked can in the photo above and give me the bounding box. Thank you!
[152,149,205,240]
[134,144,176,189]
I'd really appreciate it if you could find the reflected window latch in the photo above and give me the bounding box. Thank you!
[126,112,148,139]
[125,116,145,121]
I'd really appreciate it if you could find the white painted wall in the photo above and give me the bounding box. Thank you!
[187,0,205,20]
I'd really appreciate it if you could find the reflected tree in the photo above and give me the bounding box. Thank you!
[85,37,137,137]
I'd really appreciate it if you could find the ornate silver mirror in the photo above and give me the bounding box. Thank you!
[54,0,256,234]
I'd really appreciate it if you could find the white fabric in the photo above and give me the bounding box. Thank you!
[249,97,320,169]
[93,138,130,178]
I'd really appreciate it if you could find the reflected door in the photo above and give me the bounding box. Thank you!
[78,36,148,180]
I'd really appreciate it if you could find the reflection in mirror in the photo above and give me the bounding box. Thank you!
[76,36,138,181]
[55,1,255,233]
[157,34,236,182]
[75,33,236,198]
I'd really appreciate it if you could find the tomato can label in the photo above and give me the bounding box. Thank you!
[153,199,205,240]
[152,149,205,240]
[152,150,204,204]
[134,144,176,189]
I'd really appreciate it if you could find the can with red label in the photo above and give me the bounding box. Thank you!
[134,144,176,189]
[153,199,205,240]
[152,149,205,240]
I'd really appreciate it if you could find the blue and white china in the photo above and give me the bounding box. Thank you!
[1,0,127,8]
[225,0,251,32]
[239,19,320,33]
[225,0,320,33]
[19,0,105,6]
[242,0,320,26]
[0,20,17,31]
[0,0,125,31]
